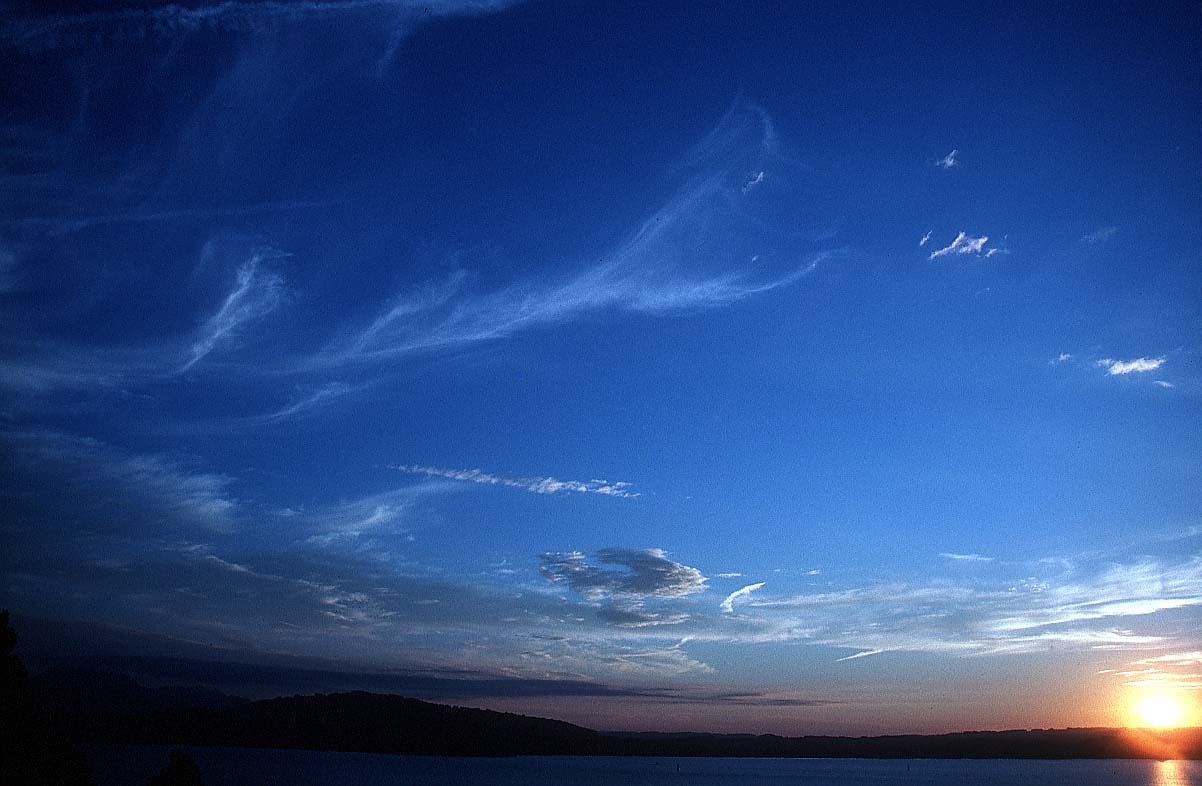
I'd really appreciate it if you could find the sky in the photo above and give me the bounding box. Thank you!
[1,0,1200,735]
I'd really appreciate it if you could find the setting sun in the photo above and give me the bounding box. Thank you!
[1132,693,1187,729]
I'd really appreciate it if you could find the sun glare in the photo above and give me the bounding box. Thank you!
[1132,693,1187,729]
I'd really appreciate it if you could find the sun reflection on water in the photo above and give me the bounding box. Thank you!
[1152,759,1187,786]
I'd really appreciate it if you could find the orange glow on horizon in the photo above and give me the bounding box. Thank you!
[1123,689,1198,730]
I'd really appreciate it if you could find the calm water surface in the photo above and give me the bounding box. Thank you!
[88,745,1202,786]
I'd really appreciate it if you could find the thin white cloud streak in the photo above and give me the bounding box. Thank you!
[1096,356,1166,375]
[929,231,989,260]
[394,464,639,498]
[720,582,766,613]
[5,199,336,238]
[1051,353,1073,364]
[836,649,883,662]
[1154,380,1174,389]
[919,230,932,247]
[1107,651,1202,690]
[1,0,524,49]
[1135,651,1202,667]
[940,552,993,563]
[181,255,284,372]
[316,106,825,367]
[0,356,123,394]
[935,149,959,169]
[262,382,355,422]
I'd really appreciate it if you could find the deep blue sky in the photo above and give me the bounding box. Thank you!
[1,0,1200,733]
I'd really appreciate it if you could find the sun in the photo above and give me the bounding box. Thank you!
[1132,692,1187,728]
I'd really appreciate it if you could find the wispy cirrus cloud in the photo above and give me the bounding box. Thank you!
[394,464,639,498]
[316,105,825,367]
[720,582,766,613]
[919,230,932,247]
[745,554,1202,659]
[181,255,285,372]
[1096,356,1166,375]
[298,484,451,551]
[262,382,356,422]
[928,231,990,260]
[1102,650,1202,690]
[5,199,335,239]
[0,354,128,394]
[2,429,239,533]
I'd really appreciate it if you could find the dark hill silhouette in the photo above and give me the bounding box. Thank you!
[134,691,605,756]
[35,675,1202,760]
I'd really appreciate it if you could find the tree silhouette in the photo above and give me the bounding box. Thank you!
[0,609,94,786]
[147,749,204,786]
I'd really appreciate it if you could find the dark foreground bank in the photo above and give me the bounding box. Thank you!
[88,746,1202,786]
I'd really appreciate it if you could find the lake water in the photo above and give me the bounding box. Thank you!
[87,745,1202,786]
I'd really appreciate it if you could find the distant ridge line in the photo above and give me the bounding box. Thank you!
[31,675,1202,760]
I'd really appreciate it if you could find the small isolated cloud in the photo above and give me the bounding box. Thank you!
[1096,357,1166,375]
[1154,380,1174,389]
[1082,226,1117,244]
[935,149,959,169]
[741,171,765,193]
[919,230,932,247]
[940,552,993,563]
[715,572,743,579]
[984,247,1009,258]
[182,255,284,372]
[929,231,989,260]
[1051,353,1073,365]
[720,582,766,613]
[394,464,638,498]
[836,649,884,662]
[539,548,707,599]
